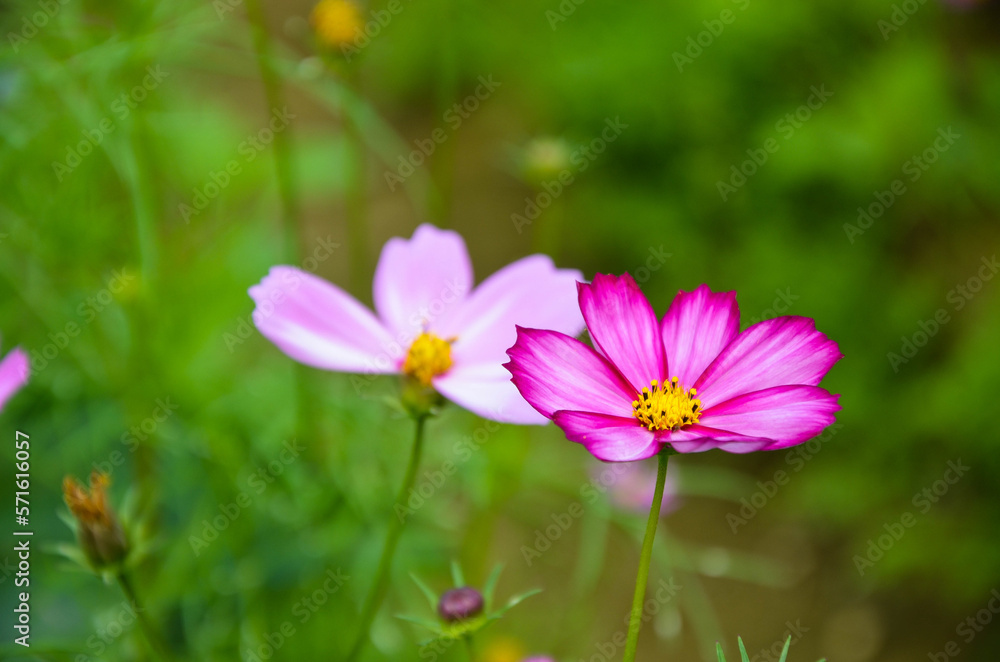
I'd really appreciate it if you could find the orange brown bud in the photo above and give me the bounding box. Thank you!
[63,472,128,568]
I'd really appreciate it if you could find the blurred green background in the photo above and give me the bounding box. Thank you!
[2,0,999,660]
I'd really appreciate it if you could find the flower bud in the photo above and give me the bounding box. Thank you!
[520,137,571,186]
[438,586,484,622]
[63,472,128,569]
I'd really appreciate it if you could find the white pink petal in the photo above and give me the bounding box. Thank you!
[551,411,659,462]
[698,385,841,449]
[373,224,473,342]
[505,327,635,419]
[437,254,583,368]
[250,266,398,374]
[578,274,665,392]
[434,361,548,425]
[661,284,740,388]
[694,315,842,410]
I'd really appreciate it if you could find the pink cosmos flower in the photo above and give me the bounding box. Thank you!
[0,343,29,413]
[250,224,584,423]
[505,274,842,461]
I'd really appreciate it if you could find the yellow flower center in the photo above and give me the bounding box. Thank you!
[310,0,362,48]
[632,377,702,432]
[403,332,454,386]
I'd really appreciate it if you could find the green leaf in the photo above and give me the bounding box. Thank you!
[481,564,504,611]
[395,614,444,634]
[450,560,465,587]
[57,510,77,531]
[715,637,823,662]
[778,637,792,662]
[46,542,90,571]
[410,573,439,611]
[488,587,541,619]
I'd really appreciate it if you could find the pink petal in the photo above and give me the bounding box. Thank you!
[435,255,584,368]
[434,362,548,425]
[250,266,398,374]
[372,224,473,342]
[661,285,739,388]
[694,316,842,409]
[578,273,666,392]
[0,347,29,411]
[663,426,774,454]
[698,385,840,449]
[552,410,658,462]
[505,327,635,419]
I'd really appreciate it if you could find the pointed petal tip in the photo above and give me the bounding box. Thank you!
[578,272,638,292]
[373,223,473,338]
[695,314,841,408]
[685,282,737,298]
[578,271,664,391]
[661,284,742,388]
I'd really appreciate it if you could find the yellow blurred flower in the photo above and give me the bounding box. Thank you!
[310,0,363,49]
[480,636,525,662]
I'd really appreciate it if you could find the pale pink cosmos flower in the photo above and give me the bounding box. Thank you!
[0,342,29,413]
[249,224,584,423]
[506,274,842,461]
[596,460,680,516]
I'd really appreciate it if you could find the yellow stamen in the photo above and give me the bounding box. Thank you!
[631,377,702,432]
[403,332,454,386]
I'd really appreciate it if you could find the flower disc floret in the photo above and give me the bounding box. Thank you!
[632,377,701,431]
[403,332,454,385]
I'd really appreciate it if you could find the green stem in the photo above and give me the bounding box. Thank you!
[463,634,475,662]
[122,97,160,518]
[116,571,172,662]
[530,190,565,260]
[428,0,457,225]
[622,451,670,662]
[245,0,301,261]
[244,0,321,476]
[343,66,370,294]
[345,415,428,662]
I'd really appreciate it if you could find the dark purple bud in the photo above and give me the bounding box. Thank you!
[437,587,484,622]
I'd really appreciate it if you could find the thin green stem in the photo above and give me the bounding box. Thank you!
[122,96,160,517]
[345,415,428,662]
[428,0,457,225]
[622,451,670,662]
[342,65,370,294]
[245,0,301,261]
[116,571,172,662]
[243,0,320,473]
[463,634,475,662]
